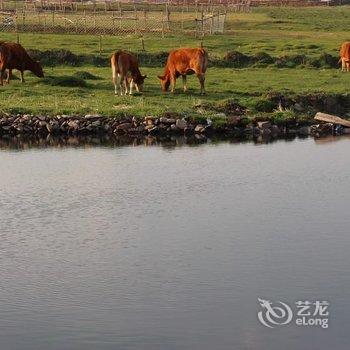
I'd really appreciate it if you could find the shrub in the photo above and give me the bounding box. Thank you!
[253,99,277,113]
[73,71,101,80]
[224,51,251,67]
[41,75,87,87]
[253,52,274,64]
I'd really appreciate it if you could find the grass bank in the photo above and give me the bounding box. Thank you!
[0,66,348,120]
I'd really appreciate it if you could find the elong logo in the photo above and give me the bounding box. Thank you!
[257,298,329,329]
[257,298,293,328]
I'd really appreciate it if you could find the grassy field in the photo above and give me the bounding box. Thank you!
[1,6,350,119]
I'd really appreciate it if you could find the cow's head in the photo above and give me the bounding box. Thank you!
[33,61,44,78]
[134,74,147,93]
[157,75,170,93]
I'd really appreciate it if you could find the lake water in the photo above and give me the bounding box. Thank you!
[0,136,349,350]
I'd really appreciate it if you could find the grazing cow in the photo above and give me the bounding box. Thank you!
[339,42,350,72]
[158,48,208,94]
[0,41,44,85]
[111,51,147,95]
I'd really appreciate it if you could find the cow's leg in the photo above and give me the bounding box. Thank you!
[134,79,140,93]
[129,78,134,95]
[6,69,12,84]
[20,69,25,83]
[343,59,350,72]
[113,72,119,95]
[170,74,176,93]
[0,58,7,85]
[0,68,4,86]
[123,76,129,95]
[341,59,347,72]
[118,74,125,95]
[197,74,206,95]
[182,75,188,92]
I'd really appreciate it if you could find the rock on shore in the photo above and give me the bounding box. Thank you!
[0,113,338,139]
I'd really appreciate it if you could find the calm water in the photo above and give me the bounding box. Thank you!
[0,136,349,350]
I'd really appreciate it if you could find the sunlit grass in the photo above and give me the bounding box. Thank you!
[0,66,348,116]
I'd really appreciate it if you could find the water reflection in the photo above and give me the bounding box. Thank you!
[0,132,321,151]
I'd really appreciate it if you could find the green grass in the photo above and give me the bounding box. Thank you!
[1,6,350,118]
[0,65,348,116]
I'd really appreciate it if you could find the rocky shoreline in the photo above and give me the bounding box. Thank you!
[0,114,345,139]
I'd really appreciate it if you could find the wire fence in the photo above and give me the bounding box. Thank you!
[0,1,249,37]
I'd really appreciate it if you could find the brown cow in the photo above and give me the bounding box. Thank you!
[0,41,44,85]
[111,51,147,95]
[158,48,208,94]
[339,42,350,72]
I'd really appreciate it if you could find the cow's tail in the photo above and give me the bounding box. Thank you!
[200,48,209,72]
[0,45,6,70]
[111,53,119,86]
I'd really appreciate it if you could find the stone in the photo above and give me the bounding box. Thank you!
[257,121,271,129]
[195,124,205,133]
[91,120,101,127]
[227,116,241,126]
[148,126,159,135]
[144,116,155,126]
[253,127,260,135]
[175,119,187,130]
[184,126,194,135]
[294,103,303,112]
[16,124,24,132]
[46,123,53,133]
[116,122,132,131]
[170,124,179,131]
[67,121,79,130]
[271,125,280,134]
[244,125,254,133]
[159,117,175,125]
[297,126,310,136]
[310,123,333,136]
[136,125,145,133]
[85,114,101,120]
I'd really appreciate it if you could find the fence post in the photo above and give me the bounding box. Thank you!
[44,14,47,33]
[134,5,137,35]
[141,36,145,51]
[181,3,184,32]
[201,5,204,37]
[84,10,87,33]
[165,3,170,30]
[15,17,19,44]
[99,35,102,56]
